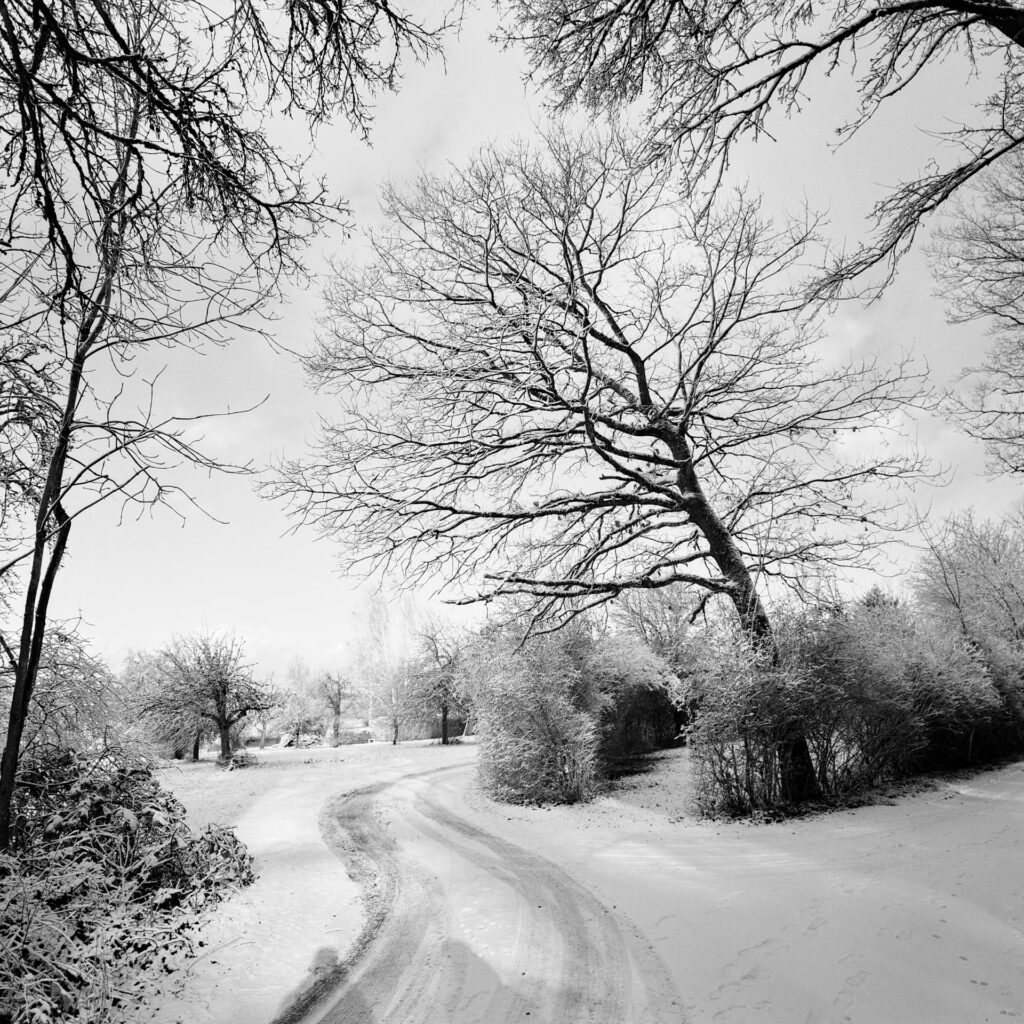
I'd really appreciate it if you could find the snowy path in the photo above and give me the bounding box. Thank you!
[286,763,682,1024]
[151,747,1024,1024]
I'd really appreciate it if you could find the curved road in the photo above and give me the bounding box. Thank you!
[276,763,684,1024]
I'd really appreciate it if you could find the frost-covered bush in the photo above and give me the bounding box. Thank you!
[0,747,254,1023]
[580,636,679,767]
[806,604,1001,781]
[682,604,1005,816]
[462,636,600,804]
[680,631,817,815]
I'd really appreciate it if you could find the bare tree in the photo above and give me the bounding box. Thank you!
[136,633,277,763]
[0,0,448,847]
[415,622,467,744]
[504,0,1024,289]
[931,152,1024,473]
[917,509,1024,643]
[274,130,932,800]
[318,670,357,741]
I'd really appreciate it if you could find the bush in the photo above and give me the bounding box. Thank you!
[682,605,1006,816]
[326,728,373,747]
[0,746,254,1023]
[681,632,818,815]
[580,636,679,768]
[464,636,600,804]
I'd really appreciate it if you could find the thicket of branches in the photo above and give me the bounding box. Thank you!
[506,0,1024,289]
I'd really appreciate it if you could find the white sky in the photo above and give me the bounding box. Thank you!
[48,6,1024,676]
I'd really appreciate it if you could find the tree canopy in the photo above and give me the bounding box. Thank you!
[505,0,1024,288]
[273,129,932,637]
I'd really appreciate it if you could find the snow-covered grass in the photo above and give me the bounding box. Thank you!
[460,748,1024,1023]
[155,741,468,831]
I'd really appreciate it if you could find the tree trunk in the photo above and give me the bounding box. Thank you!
[0,505,72,850]
[219,724,232,761]
[677,460,820,804]
[441,704,449,745]
[392,719,399,745]
[192,733,201,761]
[778,736,819,803]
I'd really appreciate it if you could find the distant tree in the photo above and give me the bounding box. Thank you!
[415,623,467,744]
[136,634,277,763]
[125,650,209,760]
[362,661,421,745]
[317,670,357,741]
[276,688,323,748]
[506,0,1024,289]
[860,584,901,609]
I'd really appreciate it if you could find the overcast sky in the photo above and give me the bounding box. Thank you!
[48,5,1023,677]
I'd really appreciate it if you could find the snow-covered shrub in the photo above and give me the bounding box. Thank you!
[580,636,679,767]
[0,747,254,1023]
[682,602,1004,816]
[680,630,817,815]
[462,636,600,804]
[809,603,1001,780]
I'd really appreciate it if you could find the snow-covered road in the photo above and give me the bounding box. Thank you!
[151,745,1024,1024]
[287,763,683,1024]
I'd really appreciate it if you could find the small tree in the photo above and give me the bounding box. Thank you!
[137,634,276,763]
[317,670,356,741]
[277,688,323,748]
[362,661,421,745]
[415,623,467,744]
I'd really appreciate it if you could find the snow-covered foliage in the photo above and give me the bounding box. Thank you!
[0,747,254,1023]
[682,602,1008,816]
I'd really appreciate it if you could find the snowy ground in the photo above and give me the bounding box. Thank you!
[149,743,1024,1024]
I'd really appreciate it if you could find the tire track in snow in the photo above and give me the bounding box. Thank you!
[278,762,684,1024]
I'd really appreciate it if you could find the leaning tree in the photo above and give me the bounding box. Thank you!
[0,0,447,847]
[274,129,933,799]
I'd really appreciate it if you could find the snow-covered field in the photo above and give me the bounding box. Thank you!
[151,743,1024,1024]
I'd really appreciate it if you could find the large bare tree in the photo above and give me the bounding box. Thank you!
[0,0,448,847]
[274,130,932,798]
[504,0,1024,289]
